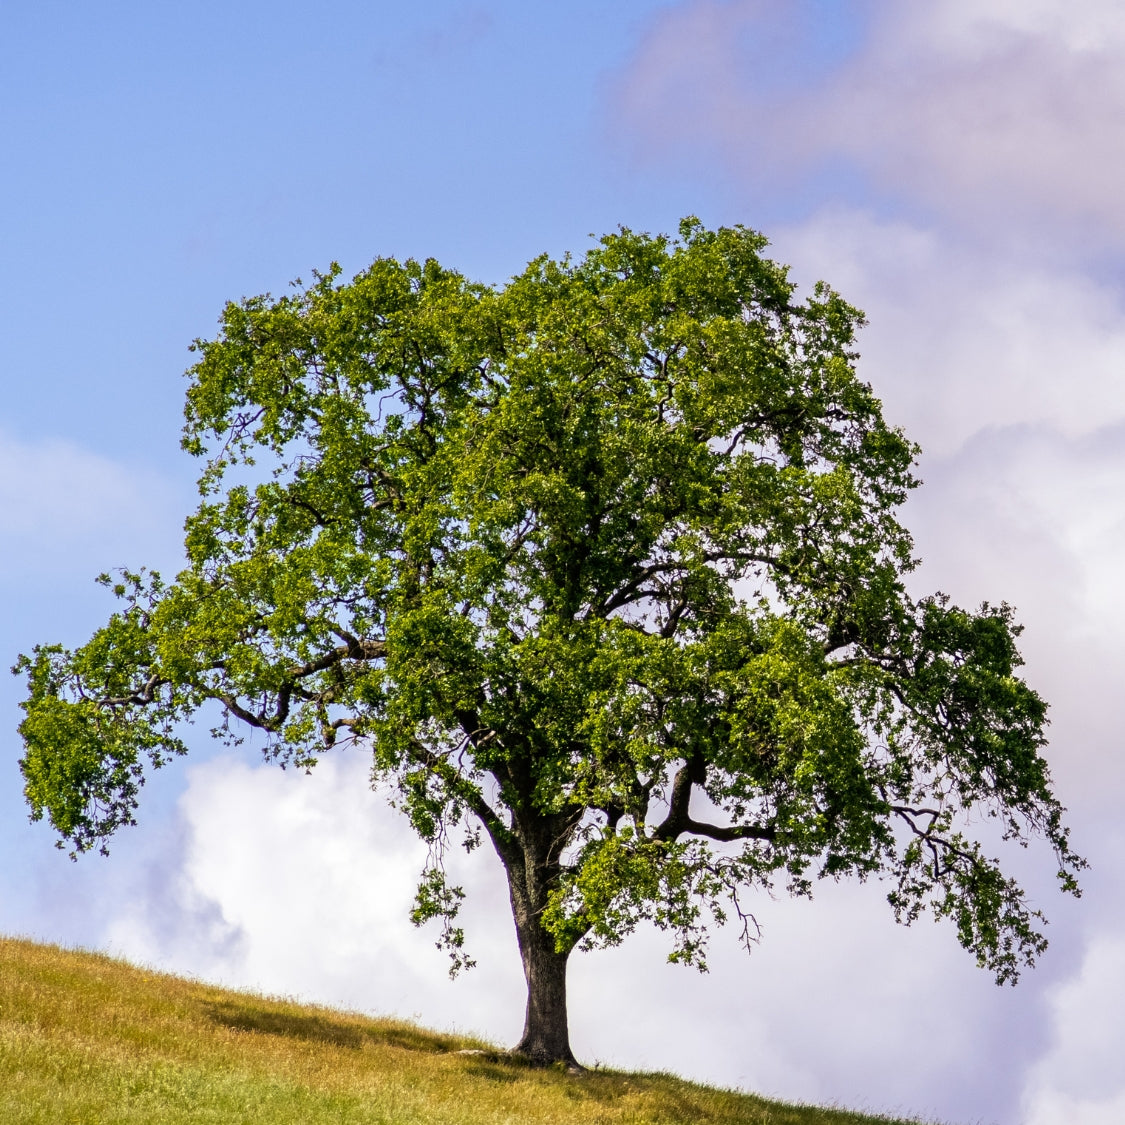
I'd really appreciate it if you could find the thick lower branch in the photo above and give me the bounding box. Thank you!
[653,756,775,843]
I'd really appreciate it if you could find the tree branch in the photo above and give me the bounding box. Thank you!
[652,756,777,844]
[407,739,517,864]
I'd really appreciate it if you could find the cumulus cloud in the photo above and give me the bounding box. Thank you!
[770,209,1125,455]
[907,424,1125,828]
[104,752,527,1042]
[612,0,1125,244]
[1021,933,1125,1125]
[765,208,1125,796]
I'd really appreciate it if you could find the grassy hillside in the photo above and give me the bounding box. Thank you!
[0,936,930,1124]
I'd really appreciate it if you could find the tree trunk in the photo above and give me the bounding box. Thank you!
[503,847,580,1069]
[512,907,577,1068]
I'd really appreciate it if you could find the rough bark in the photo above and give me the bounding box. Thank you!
[512,904,577,1068]
[499,818,582,1070]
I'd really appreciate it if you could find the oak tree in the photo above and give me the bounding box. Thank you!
[16,221,1083,1068]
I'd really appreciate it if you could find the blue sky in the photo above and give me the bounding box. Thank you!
[4,4,1125,1123]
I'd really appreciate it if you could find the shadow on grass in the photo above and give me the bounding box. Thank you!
[202,999,458,1054]
[454,1056,651,1100]
[460,1061,524,1084]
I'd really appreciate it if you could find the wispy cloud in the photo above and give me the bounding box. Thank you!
[612,0,1125,244]
[0,431,182,586]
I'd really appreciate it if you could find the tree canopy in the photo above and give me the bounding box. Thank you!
[16,219,1083,1067]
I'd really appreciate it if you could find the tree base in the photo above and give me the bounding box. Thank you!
[508,1050,584,1075]
[509,1040,584,1074]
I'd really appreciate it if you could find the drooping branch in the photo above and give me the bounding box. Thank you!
[96,632,387,742]
[405,738,516,863]
[892,804,978,880]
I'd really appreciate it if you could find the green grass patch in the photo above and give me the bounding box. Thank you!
[0,936,932,1124]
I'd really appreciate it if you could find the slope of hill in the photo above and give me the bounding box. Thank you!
[0,936,931,1124]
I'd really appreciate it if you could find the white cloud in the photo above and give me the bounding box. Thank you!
[767,208,1125,809]
[896,0,1125,56]
[612,0,1125,243]
[910,426,1125,641]
[905,424,1125,820]
[0,430,180,584]
[104,752,527,1042]
[771,209,1125,455]
[571,878,1043,1123]
[1021,935,1125,1125]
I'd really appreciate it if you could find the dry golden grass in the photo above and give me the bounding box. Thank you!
[0,936,930,1124]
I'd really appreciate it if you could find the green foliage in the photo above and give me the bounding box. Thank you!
[16,219,1083,987]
